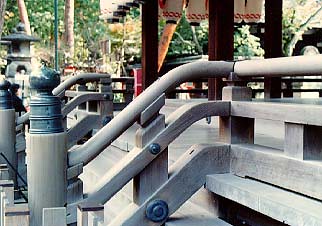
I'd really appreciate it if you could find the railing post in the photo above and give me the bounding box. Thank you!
[26,67,67,226]
[77,203,104,226]
[0,80,17,185]
[133,94,168,205]
[42,207,66,226]
[219,86,254,144]
[284,123,322,160]
[97,77,113,129]
[5,204,29,226]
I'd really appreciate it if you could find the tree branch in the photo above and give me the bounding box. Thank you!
[285,4,322,56]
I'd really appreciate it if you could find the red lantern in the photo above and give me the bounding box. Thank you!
[160,0,184,24]
[185,0,209,26]
[244,0,263,23]
[234,0,263,23]
[234,0,245,23]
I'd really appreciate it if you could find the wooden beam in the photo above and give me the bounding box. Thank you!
[208,0,234,100]
[141,0,158,89]
[264,0,283,98]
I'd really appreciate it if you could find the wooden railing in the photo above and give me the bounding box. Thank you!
[7,55,322,225]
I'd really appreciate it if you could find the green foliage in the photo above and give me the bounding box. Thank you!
[234,25,264,59]
[282,0,322,56]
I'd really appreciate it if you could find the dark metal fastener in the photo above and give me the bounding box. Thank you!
[146,200,169,222]
[149,143,161,155]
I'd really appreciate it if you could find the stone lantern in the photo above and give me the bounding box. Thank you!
[1,23,39,81]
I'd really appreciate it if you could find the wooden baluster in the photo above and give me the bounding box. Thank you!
[133,94,168,205]
[67,163,84,204]
[42,207,66,226]
[77,203,104,226]
[97,77,113,130]
[284,123,322,160]
[0,181,14,207]
[0,165,9,181]
[5,204,29,226]
[219,86,254,144]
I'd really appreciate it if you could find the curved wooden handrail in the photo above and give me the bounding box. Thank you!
[69,101,229,207]
[69,55,322,167]
[61,93,105,118]
[68,61,234,166]
[16,73,110,125]
[52,73,110,97]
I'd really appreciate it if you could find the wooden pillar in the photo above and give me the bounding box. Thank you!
[264,0,283,99]
[141,1,158,90]
[208,0,234,100]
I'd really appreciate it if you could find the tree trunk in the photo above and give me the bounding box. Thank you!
[17,0,31,35]
[64,0,75,59]
[0,0,7,38]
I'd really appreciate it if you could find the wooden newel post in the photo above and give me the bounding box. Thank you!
[219,86,254,144]
[0,79,17,185]
[26,67,67,226]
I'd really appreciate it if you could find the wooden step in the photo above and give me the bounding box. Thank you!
[166,201,231,226]
[206,173,322,226]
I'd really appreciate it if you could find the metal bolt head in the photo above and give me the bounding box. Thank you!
[146,200,169,222]
[149,143,161,155]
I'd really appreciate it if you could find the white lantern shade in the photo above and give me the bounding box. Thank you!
[160,0,184,24]
[244,0,263,23]
[186,0,209,26]
[234,0,245,23]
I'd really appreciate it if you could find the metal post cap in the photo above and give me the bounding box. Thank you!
[0,79,13,110]
[29,66,60,92]
[29,66,63,134]
[149,143,161,155]
[146,200,169,222]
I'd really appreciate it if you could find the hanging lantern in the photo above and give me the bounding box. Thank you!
[100,0,127,23]
[125,0,140,8]
[234,0,245,23]
[185,0,209,26]
[115,0,131,12]
[160,0,184,24]
[244,0,264,23]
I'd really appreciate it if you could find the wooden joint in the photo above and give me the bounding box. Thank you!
[138,94,165,126]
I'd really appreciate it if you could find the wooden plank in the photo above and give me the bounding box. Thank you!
[208,0,234,100]
[67,163,83,181]
[207,174,322,226]
[231,143,322,200]
[141,0,158,89]
[108,144,230,226]
[67,179,83,204]
[5,204,29,226]
[42,207,66,226]
[231,101,322,126]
